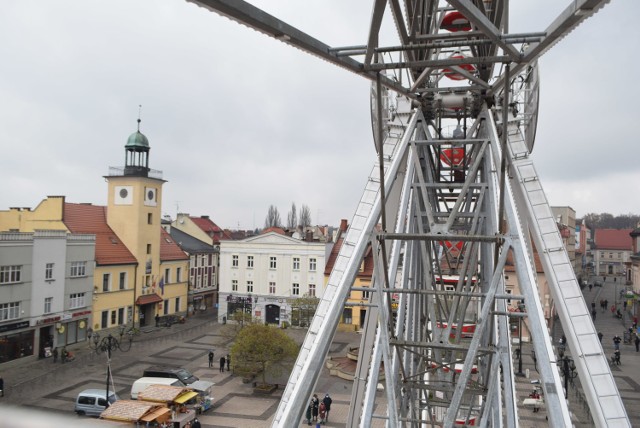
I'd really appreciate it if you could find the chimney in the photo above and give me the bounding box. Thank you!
[306,230,313,242]
[340,219,348,232]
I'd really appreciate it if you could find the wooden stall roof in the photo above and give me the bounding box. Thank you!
[138,384,190,403]
[100,400,163,422]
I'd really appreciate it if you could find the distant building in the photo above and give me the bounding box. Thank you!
[592,229,633,277]
[218,229,330,326]
[0,230,95,363]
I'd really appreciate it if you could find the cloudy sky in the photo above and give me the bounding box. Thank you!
[1,1,638,230]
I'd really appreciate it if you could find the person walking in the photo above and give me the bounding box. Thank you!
[311,394,319,422]
[598,331,603,342]
[226,354,231,371]
[635,334,640,352]
[613,335,621,351]
[305,399,313,425]
[208,350,214,368]
[155,313,160,327]
[591,309,597,321]
[192,418,201,428]
[52,347,58,363]
[219,356,226,373]
[322,393,332,422]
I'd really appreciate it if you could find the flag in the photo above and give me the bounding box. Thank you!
[159,276,165,295]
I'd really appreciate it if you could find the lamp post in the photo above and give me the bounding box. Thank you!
[516,301,526,377]
[89,326,133,407]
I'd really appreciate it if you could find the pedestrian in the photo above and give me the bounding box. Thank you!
[635,334,640,352]
[591,309,597,321]
[192,418,201,428]
[322,393,332,422]
[208,350,214,368]
[591,302,596,312]
[155,313,159,327]
[219,356,226,373]
[0,376,4,397]
[318,401,327,424]
[305,399,313,425]
[604,300,609,312]
[226,354,230,371]
[311,394,319,421]
[52,347,58,363]
[598,332,603,342]
[613,335,621,351]
[589,283,593,291]
[600,299,605,312]
[61,347,68,363]
[623,301,627,311]
[634,317,638,329]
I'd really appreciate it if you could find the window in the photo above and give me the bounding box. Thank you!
[111,310,116,325]
[44,297,52,314]
[309,284,316,297]
[309,258,317,271]
[0,302,20,321]
[70,262,86,278]
[70,293,85,309]
[102,273,110,292]
[165,268,171,284]
[270,256,277,269]
[269,282,276,294]
[247,256,254,268]
[232,255,239,268]
[247,281,254,293]
[1,265,22,284]
[362,287,370,300]
[176,267,182,282]
[101,311,108,329]
[232,280,238,291]
[292,283,300,296]
[609,252,613,259]
[342,308,352,324]
[118,308,124,325]
[119,272,126,290]
[175,297,180,313]
[45,263,54,280]
[147,213,153,224]
[147,244,152,254]
[293,257,300,271]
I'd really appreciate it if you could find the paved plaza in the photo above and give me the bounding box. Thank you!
[1,277,639,427]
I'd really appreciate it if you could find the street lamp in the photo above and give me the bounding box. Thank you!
[516,301,526,377]
[89,326,133,407]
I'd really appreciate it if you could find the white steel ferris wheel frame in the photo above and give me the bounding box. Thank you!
[188,0,629,426]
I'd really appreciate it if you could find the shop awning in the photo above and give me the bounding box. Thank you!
[140,407,171,422]
[136,293,163,305]
[174,391,199,404]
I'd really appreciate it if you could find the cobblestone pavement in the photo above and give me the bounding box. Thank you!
[1,279,639,428]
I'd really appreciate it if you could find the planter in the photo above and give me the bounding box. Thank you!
[253,383,277,395]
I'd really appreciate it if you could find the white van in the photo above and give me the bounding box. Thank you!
[75,389,118,416]
[131,377,182,399]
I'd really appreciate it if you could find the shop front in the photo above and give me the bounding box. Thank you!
[136,293,163,327]
[0,321,33,364]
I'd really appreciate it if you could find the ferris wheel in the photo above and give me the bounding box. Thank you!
[189,1,628,426]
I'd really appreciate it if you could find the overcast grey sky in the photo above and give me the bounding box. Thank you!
[1,1,638,230]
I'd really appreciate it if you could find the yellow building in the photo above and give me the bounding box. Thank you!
[0,123,189,333]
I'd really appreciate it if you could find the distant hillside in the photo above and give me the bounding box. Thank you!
[579,213,640,230]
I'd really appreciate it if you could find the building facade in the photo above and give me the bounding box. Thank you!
[218,230,329,326]
[0,230,95,364]
[592,229,633,278]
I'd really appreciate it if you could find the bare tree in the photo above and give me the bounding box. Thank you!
[287,202,297,229]
[264,205,282,229]
[299,204,312,228]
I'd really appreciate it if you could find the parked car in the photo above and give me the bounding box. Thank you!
[143,366,199,385]
[131,377,182,399]
[74,389,118,416]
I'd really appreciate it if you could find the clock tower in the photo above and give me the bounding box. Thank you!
[105,119,166,294]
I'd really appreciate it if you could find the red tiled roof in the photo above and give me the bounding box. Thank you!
[160,228,188,261]
[262,226,286,235]
[64,203,137,266]
[594,229,633,251]
[190,215,232,243]
[324,224,373,278]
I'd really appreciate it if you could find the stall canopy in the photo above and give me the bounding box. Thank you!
[138,384,193,404]
[174,391,199,404]
[100,400,167,423]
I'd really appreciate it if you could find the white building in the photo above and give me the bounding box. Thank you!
[218,231,330,326]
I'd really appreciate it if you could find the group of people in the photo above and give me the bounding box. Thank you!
[51,347,73,363]
[208,350,230,372]
[305,393,332,425]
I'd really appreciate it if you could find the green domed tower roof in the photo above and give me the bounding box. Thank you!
[125,130,149,150]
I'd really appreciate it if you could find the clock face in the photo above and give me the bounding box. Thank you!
[144,187,157,207]
[147,190,154,200]
[114,186,133,205]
